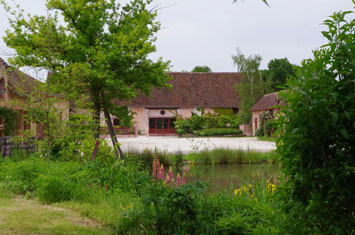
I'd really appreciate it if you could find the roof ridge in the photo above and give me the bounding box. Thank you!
[0,57,10,68]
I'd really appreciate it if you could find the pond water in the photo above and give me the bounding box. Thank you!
[175,164,280,192]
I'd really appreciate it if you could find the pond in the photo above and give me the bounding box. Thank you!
[175,163,280,192]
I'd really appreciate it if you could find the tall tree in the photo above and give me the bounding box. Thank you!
[263,58,295,91]
[1,0,170,158]
[232,49,269,124]
[191,65,212,72]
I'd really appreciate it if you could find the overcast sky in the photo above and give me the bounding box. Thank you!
[0,0,354,74]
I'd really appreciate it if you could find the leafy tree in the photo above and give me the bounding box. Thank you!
[277,8,355,234]
[232,49,270,124]
[191,65,212,72]
[1,0,170,158]
[263,58,295,91]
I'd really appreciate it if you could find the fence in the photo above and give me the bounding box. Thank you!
[0,136,38,158]
[100,127,137,136]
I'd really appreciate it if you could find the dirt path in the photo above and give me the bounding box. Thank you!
[117,136,276,153]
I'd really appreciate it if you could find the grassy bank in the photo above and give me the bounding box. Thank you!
[0,190,108,234]
[185,148,278,165]
[0,154,285,234]
[127,148,278,169]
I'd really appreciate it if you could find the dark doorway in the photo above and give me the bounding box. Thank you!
[149,118,176,135]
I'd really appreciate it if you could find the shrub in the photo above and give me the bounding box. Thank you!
[175,114,240,135]
[0,157,47,194]
[194,128,242,136]
[277,9,355,234]
[36,174,74,203]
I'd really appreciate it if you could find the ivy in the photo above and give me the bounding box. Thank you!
[0,107,18,136]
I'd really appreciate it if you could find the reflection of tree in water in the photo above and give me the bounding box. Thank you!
[175,164,280,192]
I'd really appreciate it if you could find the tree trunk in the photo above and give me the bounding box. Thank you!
[93,100,101,139]
[103,104,124,160]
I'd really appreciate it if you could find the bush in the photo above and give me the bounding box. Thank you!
[194,128,242,136]
[36,174,74,203]
[175,114,240,135]
[0,157,47,194]
[277,9,355,234]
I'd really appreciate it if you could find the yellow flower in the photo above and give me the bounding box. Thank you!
[234,188,242,195]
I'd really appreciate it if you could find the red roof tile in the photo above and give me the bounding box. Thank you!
[128,72,242,108]
[250,92,283,111]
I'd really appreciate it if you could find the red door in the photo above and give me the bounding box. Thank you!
[149,118,176,135]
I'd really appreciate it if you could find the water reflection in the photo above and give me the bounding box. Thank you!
[175,164,280,192]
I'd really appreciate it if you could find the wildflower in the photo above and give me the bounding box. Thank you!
[159,164,165,180]
[152,154,160,179]
[182,173,186,185]
[234,188,241,195]
[176,173,181,187]
[168,166,173,181]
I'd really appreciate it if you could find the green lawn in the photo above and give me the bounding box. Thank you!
[257,136,277,142]
[0,193,110,235]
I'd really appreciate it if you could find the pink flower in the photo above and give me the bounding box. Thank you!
[159,164,165,180]
[176,173,181,187]
[168,166,173,181]
[152,154,160,179]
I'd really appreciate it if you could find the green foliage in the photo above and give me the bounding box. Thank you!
[1,0,170,142]
[36,174,74,204]
[192,65,212,72]
[277,8,355,234]
[232,48,271,124]
[194,128,242,136]
[263,58,296,91]
[175,114,240,135]
[0,107,18,136]
[186,149,278,165]
[256,111,276,137]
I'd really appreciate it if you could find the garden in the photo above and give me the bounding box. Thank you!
[0,0,354,234]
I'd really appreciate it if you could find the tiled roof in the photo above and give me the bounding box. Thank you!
[250,92,283,111]
[128,72,242,108]
[0,57,41,95]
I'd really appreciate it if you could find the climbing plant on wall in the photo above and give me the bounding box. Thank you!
[0,107,18,136]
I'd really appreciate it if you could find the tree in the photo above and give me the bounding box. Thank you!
[263,58,295,91]
[277,8,355,234]
[232,49,270,124]
[191,65,212,72]
[1,0,170,158]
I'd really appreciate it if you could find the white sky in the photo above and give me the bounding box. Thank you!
[0,0,354,74]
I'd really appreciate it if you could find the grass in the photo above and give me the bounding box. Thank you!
[257,136,277,142]
[185,148,279,165]
[0,191,109,235]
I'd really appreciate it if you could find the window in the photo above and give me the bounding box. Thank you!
[113,118,120,126]
[149,118,155,129]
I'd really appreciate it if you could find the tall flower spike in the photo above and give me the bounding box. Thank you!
[168,166,173,181]
[159,164,165,180]
[176,173,181,187]
[152,154,160,179]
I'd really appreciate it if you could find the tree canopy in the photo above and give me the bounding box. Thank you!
[263,58,295,91]
[232,49,270,124]
[191,65,212,72]
[1,0,170,157]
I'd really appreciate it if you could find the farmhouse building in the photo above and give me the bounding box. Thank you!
[0,57,69,137]
[124,72,242,135]
[250,92,283,136]
[1,57,242,137]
